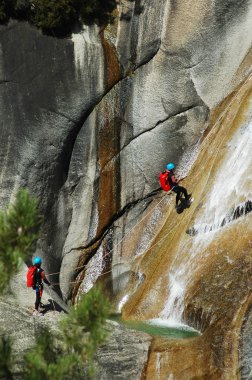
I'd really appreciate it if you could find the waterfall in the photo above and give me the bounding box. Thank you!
[160,106,252,324]
[76,246,105,296]
[194,120,252,235]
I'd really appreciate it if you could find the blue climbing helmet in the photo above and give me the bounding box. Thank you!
[167,162,175,170]
[33,257,42,266]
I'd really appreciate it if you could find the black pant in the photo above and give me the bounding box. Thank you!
[34,285,43,310]
[172,186,189,205]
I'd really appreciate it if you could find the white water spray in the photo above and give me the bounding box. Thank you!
[161,110,252,323]
[194,121,252,236]
[79,246,105,294]
[118,294,129,313]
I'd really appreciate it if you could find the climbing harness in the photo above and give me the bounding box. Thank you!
[46,71,252,290]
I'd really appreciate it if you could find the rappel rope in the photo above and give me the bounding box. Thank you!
[46,70,252,288]
[48,209,181,288]
[46,190,172,280]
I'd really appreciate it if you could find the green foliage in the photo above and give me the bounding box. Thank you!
[75,0,117,26]
[24,328,82,380]
[0,0,117,36]
[14,0,32,20]
[0,191,109,379]
[32,0,77,36]
[0,335,13,380]
[61,286,110,364]
[24,286,110,379]
[32,0,117,35]
[0,0,32,22]
[0,189,41,294]
[23,326,68,380]
[0,0,16,23]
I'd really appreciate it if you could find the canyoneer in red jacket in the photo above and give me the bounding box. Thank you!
[31,257,51,316]
[160,163,191,208]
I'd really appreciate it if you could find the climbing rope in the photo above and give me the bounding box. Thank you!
[52,221,187,287]
[46,190,172,279]
[48,184,194,290]
[46,70,252,291]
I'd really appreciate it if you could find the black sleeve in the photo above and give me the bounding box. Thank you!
[44,278,51,286]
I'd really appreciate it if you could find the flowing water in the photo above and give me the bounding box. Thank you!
[193,121,252,235]
[111,315,199,339]
[160,103,252,324]
[118,73,252,380]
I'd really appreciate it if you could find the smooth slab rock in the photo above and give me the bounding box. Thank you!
[121,75,252,379]
[1,0,252,303]
[65,0,252,303]
[116,0,168,71]
[240,306,252,380]
[95,320,151,380]
[0,296,151,380]
[0,297,62,379]
[0,20,107,288]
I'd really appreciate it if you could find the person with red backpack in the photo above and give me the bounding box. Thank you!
[159,163,191,208]
[27,256,51,316]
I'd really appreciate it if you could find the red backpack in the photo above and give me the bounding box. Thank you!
[159,171,171,192]
[26,266,36,287]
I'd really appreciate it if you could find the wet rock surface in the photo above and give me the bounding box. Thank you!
[0,1,251,302]
[95,321,151,380]
[123,75,252,378]
[240,305,252,380]
[1,1,252,379]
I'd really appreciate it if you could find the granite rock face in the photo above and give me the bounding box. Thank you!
[0,0,252,308]
[240,306,252,380]
[122,64,252,379]
[1,269,151,380]
[0,1,251,299]
[0,20,108,292]
[64,0,252,301]
[1,1,252,379]
[95,321,151,380]
[0,297,151,380]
